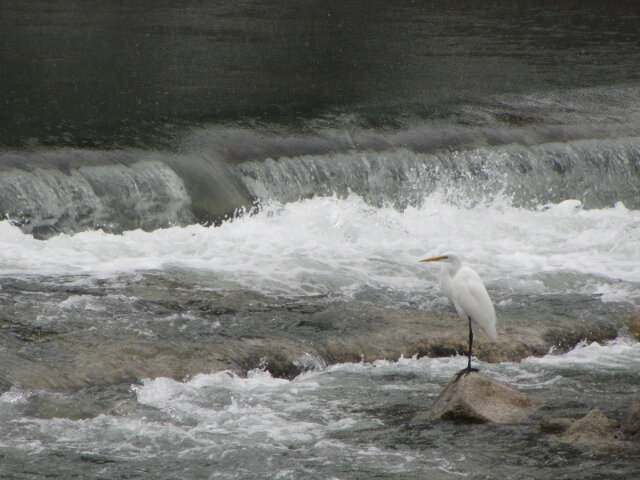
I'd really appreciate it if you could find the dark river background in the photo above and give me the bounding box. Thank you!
[3,0,640,150]
[1,1,640,479]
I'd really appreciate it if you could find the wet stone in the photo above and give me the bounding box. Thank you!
[621,398,640,441]
[558,409,640,454]
[539,417,574,434]
[626,314,640,341]
[413,371,539,424]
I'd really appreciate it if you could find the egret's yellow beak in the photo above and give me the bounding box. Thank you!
[420,255,447,263]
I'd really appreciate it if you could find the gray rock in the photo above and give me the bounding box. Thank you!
[621,399,640,440]
[414,371,538,424]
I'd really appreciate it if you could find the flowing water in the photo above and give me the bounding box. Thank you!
[1,1,640,478]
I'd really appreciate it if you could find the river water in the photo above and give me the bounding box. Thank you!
[1,1,640,479]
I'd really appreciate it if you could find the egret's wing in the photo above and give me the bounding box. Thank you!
[452,267,497,341]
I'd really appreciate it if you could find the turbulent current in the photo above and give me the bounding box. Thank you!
[2,1,640,478]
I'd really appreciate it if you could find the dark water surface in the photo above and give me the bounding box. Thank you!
[2,0,640,147]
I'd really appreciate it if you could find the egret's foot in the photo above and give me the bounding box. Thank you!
[454,367,479,381]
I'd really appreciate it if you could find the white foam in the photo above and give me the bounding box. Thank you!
[1,193,639,302]
[59,294,106,311]
[316,337,640,389]
[0,387,30,405]
[3,338,638,464]
[326,352,473,381]
[523,337,640,369]
[0,369,330,459]
[133,370,328,446]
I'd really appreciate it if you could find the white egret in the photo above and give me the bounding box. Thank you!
[420,252,497,378]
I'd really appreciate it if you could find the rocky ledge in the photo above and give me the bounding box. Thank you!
[0,302,625,390]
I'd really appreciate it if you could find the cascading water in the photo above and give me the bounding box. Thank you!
[235,136,640,210]
[3,119,640,237]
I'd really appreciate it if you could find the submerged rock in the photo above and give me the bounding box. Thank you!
[543,399,640,453]
[625,314,640,341]
[539,417,574,434]
[621,398,640,441]
[561,409,618,441]
[414,371,538,424]
[558,409,640,454]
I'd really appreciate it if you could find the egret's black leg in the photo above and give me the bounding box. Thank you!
[468,317,475,371]
[455,317,479,381]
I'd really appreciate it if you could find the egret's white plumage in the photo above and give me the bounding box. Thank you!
[421,252,497,376]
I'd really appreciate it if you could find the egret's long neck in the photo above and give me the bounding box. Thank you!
[446,256,462,276]
[438,257,461,302]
